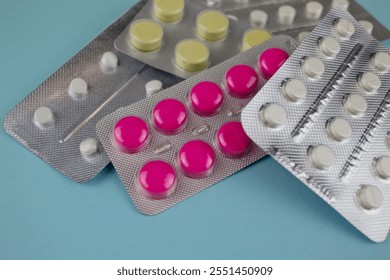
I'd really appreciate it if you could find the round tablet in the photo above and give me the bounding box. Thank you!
[197,10,229,41]
[358,185,383,210]
[308,145,335,170]
[374,156,390,180]
[358,20,373,34]
[178,140,216,178]
[189,81,224,116]
[301,56,325,78]
[344,94,367,116]
[250,10,268,27]
[153,0,185,23]
[79,138,99,158]
[371,52,390,71]
[152,98,187,134]
[113,116,149,153]
[331,0,350,9]
[175,39,209,72]
[297,31,310,44]
[129,19,163,52]
[99,51,118,73]
[33,107,55,128]
[145,80,163,97]
[260,103,287,128]
[137,160,177,199]
[319,36,341,57]
[217,122,252,158]
[226,64,258,98]
[358,72,381,92]
[68,78,88,99]
[278,5,296,25]
[334,18,355,38]
[326,118,352,142]
[242,28,272,52]
[305,1,323,20]
[282,79,307,102]
[259,48,289,79]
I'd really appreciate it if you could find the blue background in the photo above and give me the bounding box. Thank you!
[1,0,389,259]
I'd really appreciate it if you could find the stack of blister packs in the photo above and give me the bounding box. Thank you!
[4,0,390,242]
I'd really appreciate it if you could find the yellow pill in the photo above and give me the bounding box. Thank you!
[242,28,272,51]
[128,19,163,52]
[196,10,229,41]
[175,39,210,72]
[154,0,185,23]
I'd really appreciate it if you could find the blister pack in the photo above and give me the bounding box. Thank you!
[96,35,297,215]
[198,0,390,43]
[3,0,183,183]
[114,0,274,78]
[242,9,390,242]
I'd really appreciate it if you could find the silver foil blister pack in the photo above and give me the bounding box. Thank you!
[97,36,297,215]
[3,0,183,182]
[242,9,390,242]
[114,0,258,78]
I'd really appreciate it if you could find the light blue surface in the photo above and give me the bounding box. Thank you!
[1,0,390,260]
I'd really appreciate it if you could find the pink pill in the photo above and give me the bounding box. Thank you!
[113,116,149,153]
[137,160,177,200]
[178,140,216,178]
[152,98,187,134]
[189,81,224,116]
[217,121,252,158]
[226,64,259,99]
[259,48,289,79]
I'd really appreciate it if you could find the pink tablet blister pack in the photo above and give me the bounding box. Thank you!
[96,35,297,215]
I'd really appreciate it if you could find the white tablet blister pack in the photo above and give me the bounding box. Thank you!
[198,0,390,43]
[97,36,297,215]
[242,9,390,242]
[114,0,275,78]
[3,0,183,182]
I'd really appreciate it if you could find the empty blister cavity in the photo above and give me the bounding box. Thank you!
[344,93,367,115]
[189,81,224,116]
[260,103,287,128]
[153,0,185,23]
[334,18,355,38]
[371,52,390,72]
[80,138,100,159]
[308,145,335,170]
[99,52,118,73]
[319,36,341,58]
[259,48,289,79]
[175,39,210,72]
[129,19,164,52]
[152,99,188,134]
[281,79,307,102]
[33,107,55,129]
[326,117,352,142]
[145,80,163,97]
[137,160,177,199]
[374,157,390,180]
[68,78,88,100]
[305,1,324,20]
[357,72,381,93]
[250,10,268,27]
[242,28,272,52]
[226,64,259,98]
[197,10,229,41]
[278,5,296,25]
[301,56,325,78]
[216,121,252,158]
[358,185,383,211]
[113,116,149,153]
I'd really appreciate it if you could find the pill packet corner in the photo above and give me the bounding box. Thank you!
[242,8,390,242]
[3,0,183,183]
[96,35,298,215]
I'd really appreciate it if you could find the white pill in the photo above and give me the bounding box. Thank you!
[99,51,118,73]
[358,72,381,92]
[358,185,383,210]
[145,80,163,97]
[374,156,390,179]
[80,138,99,157]
[358,20,373,34]
[301,56,325,78]
[68,78,88,99]
[278,5,296,25]
[319,36,341,57]
[308,145,335,170]
[334,18,355,38]
[297,31,310,44]
[326,118,352,142]
[282,79,307,102]
[305,1,324,20]
[344,94,367,115]
[371,52,390,71]
[250,10,268,27]
[33,107,55,128]
[260,103,287,128]
[331,0,350,10]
